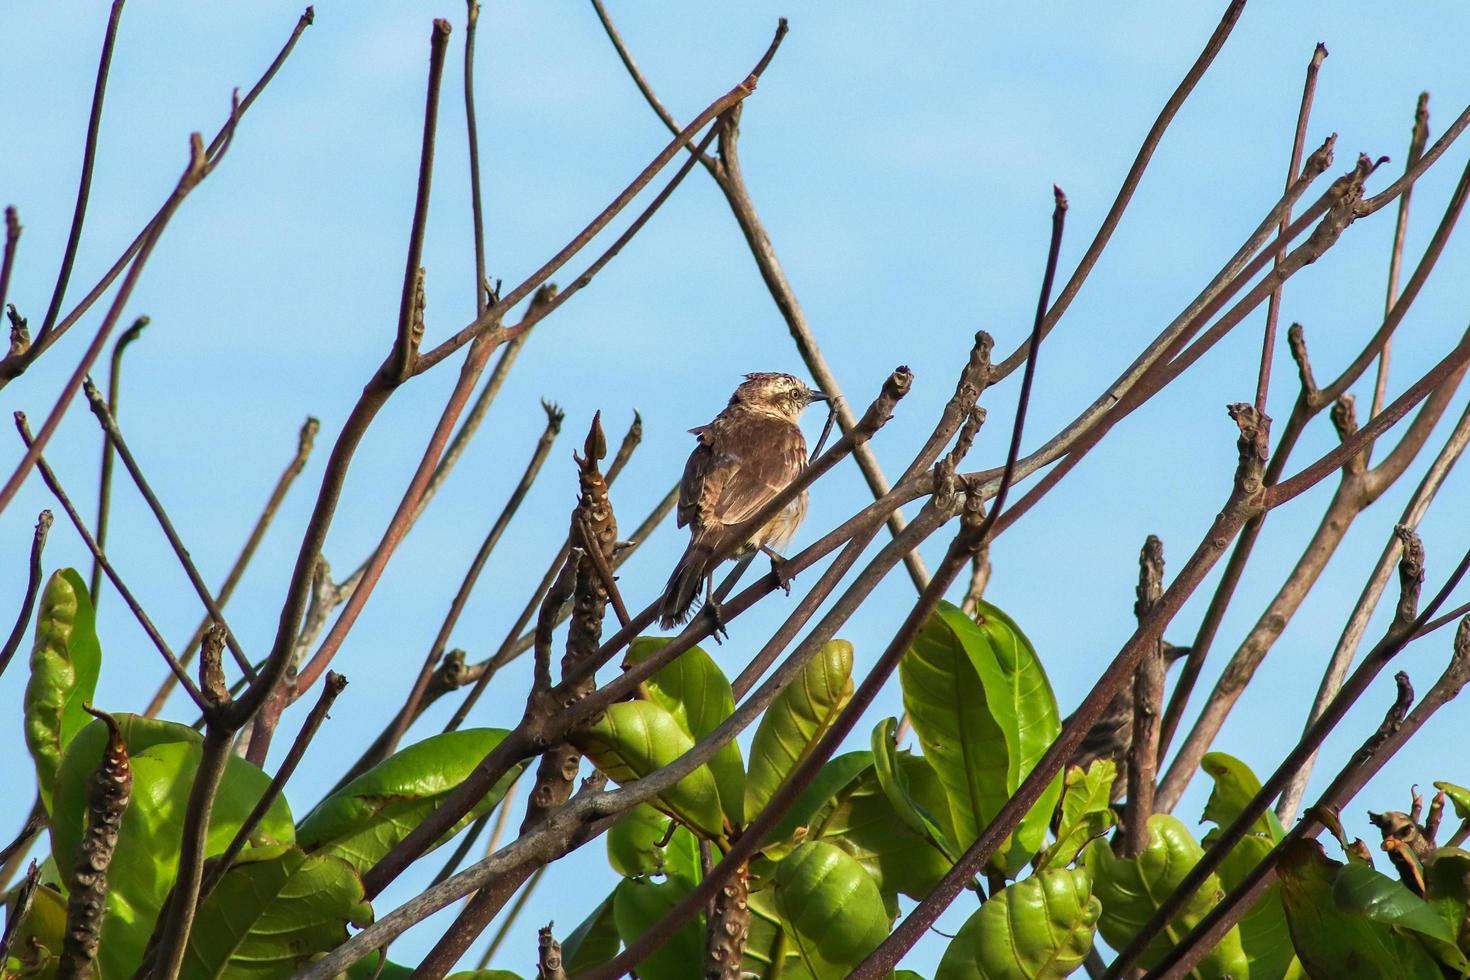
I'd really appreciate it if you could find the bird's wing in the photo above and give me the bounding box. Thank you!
[700,413,807,528]
[676,426,713,529]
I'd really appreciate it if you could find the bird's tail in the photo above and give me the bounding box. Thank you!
[658,541,715,629]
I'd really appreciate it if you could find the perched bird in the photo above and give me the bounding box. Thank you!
[657,372,828,629]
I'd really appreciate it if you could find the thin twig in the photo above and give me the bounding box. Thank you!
[144,416,318,718]
[475,865,546,969]
[464,0,488,314]
[81,377,256,678]
[1254,42,1325,417]
[377,403,563,762]
[91,315,147,604]
[15,412,210,713]
[0,208,20,330]
[34,0,127,352]
[0,510,52,681]
[1370,92,1431,424]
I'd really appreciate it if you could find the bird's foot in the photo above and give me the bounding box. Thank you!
[761,546,793,594]
[705,598,729,644]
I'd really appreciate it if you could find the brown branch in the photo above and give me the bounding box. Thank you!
[1276,395,1470,821]
[144,416,317,718]
[1143,617,1470,979]
[34,0,128,356]
[81,378,256,679]
[1254,42,1326,417]
[474,865,546,970]
[0,7,315,385]
[58,705,130,980]
[1370,92,1431,423]
[90,316,148,604]
[1123,535,1166,857]
[393,21,450,381]
[0,208,20,332]
[15,412,210,713]
[377,402,563,763]
[463,0,488,318]
[0,510,52,682]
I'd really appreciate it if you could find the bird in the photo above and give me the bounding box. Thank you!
[657,372,828,630]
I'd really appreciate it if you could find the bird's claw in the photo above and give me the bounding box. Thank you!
[706,599,729,644]
[761,546,793,594]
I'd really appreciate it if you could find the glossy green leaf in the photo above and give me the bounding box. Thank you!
[296,728,524,872]
[901,600,1062,876]
[774,841,890,979]
[574,701,724,839]
[612,875,703,980]
[1436,782,1470,822]
[1200,752,1285,841]
[2,881,66,979]
[1334,858,1470,975]
[23,569,101,810]
[1086,814,1248,978]
[1038,760,1117,871]
[560,892,621,973]
[605,803,700,882]
[872,717,958,860]
[180,845,370,979]
[745,640,854,827]
[627,636,745,826]
[762,751,873,858]
[1425,848,1470,952]
[1277,838,1443,979]
[936,866,1100,980]
[811,758,953,903]
[745,886,815,979]
[50,715,295,980]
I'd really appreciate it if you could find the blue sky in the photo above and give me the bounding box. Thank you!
[3,1,1470,974]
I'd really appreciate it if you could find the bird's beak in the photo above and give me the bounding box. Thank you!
[808,389,830,403]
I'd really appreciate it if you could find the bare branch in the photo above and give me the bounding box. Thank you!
[1123,535,1166,857]
[90,316,148,604]
[0,510,52,682]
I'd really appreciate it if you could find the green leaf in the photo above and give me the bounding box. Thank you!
[347,951,414,980]
[23,569,101,810]
[935,866,1101,980]
[1200,752,1285,841]
[49,715,295,980]
[745,640,854,827]
[1436,782,1470,822]
[3,881,66,979]
[574,701,724,839]
[811,759,953,904]
[560,892,621,973]
[872,717,958,860]
[605,803,700,882]
[180,846,370,979]
[901,600,1062,877]
[627,637,745,827]
[1424,848,1470,953]
[297,728,524,872]
[611,876,703,980]
[745,886,815,979]
[1038,760,1117,871]
[761,751,873,859]
[1334,858,1470,975]
[774,841,890,979]
[1086,814,1248,978]
[1277,838,1443,979]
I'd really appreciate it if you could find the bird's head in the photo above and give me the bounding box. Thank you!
[732,372,828,422]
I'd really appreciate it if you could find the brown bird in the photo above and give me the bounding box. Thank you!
[657,372,828,629]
